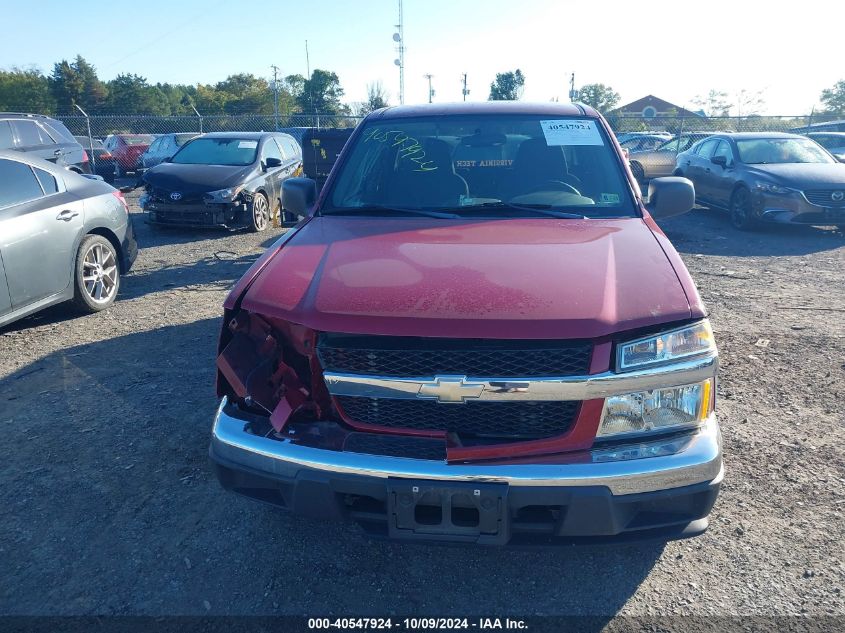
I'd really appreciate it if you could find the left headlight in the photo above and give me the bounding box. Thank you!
[617,320,716,372]
[598,379,714,439]
[206,186,244,203]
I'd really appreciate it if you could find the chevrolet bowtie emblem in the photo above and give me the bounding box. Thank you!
[417,376,485,404]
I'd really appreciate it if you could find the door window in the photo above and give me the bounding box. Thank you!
[696,139,718,159]
[34,168,59,195]
[36,123,57,144]
[0,121,13,149]
[0,159,45,208]
[712,140,734,165]
[262,138,284,163]
[11,121,44,147]
[284,139,300,158]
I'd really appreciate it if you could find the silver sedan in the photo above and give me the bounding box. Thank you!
[0,150,138,328]
[629,132,718,182]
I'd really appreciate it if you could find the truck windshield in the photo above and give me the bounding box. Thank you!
[322,114,636,218]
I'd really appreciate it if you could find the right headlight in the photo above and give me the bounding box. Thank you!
[754,181,794,195]
[597,379,714,439]
[617,320,716,372]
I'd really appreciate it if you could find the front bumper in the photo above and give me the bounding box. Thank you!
[753,191,845,225]
[210,398,723,545]
[143,200,249,229]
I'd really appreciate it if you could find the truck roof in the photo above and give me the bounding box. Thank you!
[369,101,597,120]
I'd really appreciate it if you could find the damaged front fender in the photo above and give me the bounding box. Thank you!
[216,310,331,432]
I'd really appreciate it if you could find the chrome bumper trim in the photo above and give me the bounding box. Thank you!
[210,398,723,496]
[322,354,718,402]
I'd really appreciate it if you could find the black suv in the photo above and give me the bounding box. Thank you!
[0,113,88,173]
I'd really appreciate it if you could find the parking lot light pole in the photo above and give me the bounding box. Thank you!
[73,104,96,172]
[191,104,203,134]
[271,65,280,131]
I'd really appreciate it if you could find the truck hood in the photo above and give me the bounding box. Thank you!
[240,216,693,339]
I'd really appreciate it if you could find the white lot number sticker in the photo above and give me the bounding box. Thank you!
[541,120,604,146]
[238,140,258,149]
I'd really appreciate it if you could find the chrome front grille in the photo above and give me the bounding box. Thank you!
[319,333,592,442]
[317,334,593,377]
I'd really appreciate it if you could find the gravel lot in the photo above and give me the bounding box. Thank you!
[1,184,844,621]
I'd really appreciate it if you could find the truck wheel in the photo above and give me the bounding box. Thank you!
[730,187,757,231]
[72,235,120,313]
[249,192,270,232]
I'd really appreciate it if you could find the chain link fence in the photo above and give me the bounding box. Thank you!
[52,113,363,139]
[605,113,832,135]
[44,111,842,141]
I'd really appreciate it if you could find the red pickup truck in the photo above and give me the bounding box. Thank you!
[210,102,722,545]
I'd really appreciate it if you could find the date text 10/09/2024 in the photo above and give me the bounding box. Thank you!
[308,618,529,630]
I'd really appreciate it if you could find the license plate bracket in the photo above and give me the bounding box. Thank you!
[387,479,509,544]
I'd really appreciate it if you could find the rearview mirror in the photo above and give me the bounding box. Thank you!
[711,155,728,168]
[646,177,695,219]
[282,177,317,217]
[265,157,283,169]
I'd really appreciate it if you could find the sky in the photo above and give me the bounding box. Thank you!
[1,0,841,114]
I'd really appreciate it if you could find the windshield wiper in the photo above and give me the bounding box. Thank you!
[456,202,588,219]
[321,205,461,219]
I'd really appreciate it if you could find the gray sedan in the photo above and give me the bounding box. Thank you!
[675,132,845,229]
[0,150,138,328]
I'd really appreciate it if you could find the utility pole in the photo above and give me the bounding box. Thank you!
[424,74,434,103]
[461,73,469,101]
[393,0,405,105]
[271,64,280,131]
[305,40,318,128]
[568,73,578,102]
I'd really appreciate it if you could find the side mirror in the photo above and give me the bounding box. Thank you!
[265,157,282,169]
[163,156,172,163]
[711,155,728,168]
[646,177,695,219]
[282,177,317,217]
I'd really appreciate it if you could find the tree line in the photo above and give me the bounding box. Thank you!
[2,56,843,117]
[0,55,387,117]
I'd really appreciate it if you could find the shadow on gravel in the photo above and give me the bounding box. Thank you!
[2,318,665,619]
[0,302,84,334]
[121,251,256,301]
[658,207,845,257]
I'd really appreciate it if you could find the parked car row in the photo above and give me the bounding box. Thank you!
[0,117,313,328]
[74,136,116,183]
[0,113,89,173]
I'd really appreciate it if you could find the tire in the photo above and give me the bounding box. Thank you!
[72,235,120,313]
[729,187,757,231]
[249,192,270,232]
